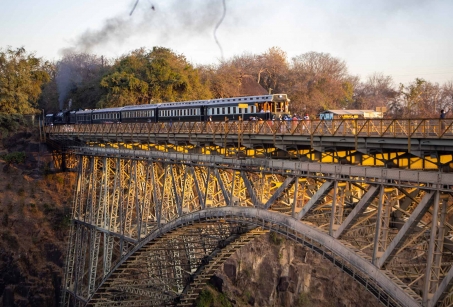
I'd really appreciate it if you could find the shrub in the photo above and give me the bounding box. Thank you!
[269,231,284,245]
[296,292,311,307]
[218,293,232,307]
[1,152,26,164]
[196,289,214,307]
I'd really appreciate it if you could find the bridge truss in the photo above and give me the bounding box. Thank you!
[61,147,453,307]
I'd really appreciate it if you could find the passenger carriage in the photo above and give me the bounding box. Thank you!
[75,110,94,125]
[120,104,158,123]
[157,100,204,122]
[205,94,290,121]
[91,107,122,124]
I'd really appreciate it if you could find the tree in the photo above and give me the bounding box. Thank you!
[0,47,50,114]
[198,63,241,98]
[99,47,212,107]
[288,52,353,116]
[388,78,426,118]
[440,81,453,115]
[353,73,396,112]
[254,47,289,93]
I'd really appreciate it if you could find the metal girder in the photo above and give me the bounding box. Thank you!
[296,181,334,220]
[62,148,453,307]
[334,185,380,239]
[376,191,436,269]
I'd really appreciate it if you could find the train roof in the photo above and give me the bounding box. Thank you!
[91,107,123,113]
[76,109,94,115]
[121,104,159,111]
[207,95,273,105]
[158,100,209,108]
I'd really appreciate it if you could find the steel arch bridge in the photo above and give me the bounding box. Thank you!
[60,146,453,307]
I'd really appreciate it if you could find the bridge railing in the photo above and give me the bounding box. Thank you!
[45,118,453,139]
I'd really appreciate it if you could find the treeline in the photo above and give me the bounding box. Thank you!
[1,46,453,118]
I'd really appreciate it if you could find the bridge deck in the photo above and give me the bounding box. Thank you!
[46,119,453,170]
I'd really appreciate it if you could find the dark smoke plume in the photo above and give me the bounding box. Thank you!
[61,0,225,58]
[56,62,73,111]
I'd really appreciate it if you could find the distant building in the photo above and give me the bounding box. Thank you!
[319,110,383,120]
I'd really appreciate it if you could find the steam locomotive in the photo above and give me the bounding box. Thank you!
[45,94,290,125]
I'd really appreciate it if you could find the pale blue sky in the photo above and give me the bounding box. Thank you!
[1,0,453,85]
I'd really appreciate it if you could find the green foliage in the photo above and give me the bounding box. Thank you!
[1,151,26,164]
[0,113,30,135]
[53,212,72,232]
[269,231,284,245]
[0,47,50,114]
[296,292,311,307]
[196,289,214,307]
[243,290,252,301]
[99,47,212,107]
[218,293,232,307]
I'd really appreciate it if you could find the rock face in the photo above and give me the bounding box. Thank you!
[207,233,382,307]
[0,131,73,307]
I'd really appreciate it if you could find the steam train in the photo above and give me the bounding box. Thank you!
[45,94,290,125]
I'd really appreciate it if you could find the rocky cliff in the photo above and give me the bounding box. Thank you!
[201,233,381,307]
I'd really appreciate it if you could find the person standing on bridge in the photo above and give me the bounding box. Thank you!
[440,109,448,130]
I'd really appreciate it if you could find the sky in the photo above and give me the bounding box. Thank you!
[1,0,453,86]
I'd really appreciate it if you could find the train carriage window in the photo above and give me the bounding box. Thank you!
[222,107,225,114]
[217,108,220,115]
[228,107,230,114]
[233,107,237,114]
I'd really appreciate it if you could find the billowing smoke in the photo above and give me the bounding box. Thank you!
[56,54,102,110]
[60,0,226,56]
[56,60,74,111]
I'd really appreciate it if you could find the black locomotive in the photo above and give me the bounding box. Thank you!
[45,94,290,125]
